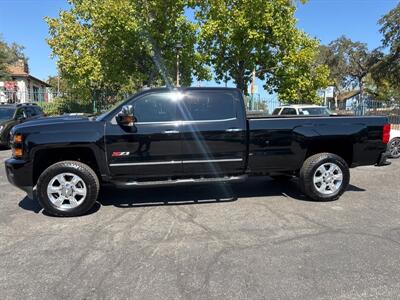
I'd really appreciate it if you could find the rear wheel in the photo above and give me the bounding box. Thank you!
[299,153,349,201]
[388,137,400,158]
[37,161,99,217]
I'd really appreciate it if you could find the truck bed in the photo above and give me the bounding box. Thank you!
[246,115,388,173]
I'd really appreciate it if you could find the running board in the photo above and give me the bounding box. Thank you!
[113,175,248,188]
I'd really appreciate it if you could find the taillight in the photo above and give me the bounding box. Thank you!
[382,124,391,144]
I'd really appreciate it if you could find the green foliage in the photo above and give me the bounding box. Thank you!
[317,36,382,100]
[46,0,210,100]
[379,3,400,81]
[46,0,327,104]
[365,74,400,102]
[373,3,400,96]
[0,35,26,78]
[38,97,93,116]
[194,0,328,101]
[270,33,330,103]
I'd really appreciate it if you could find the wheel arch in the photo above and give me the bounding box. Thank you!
[32,146,101,186]
[305,140,353,167]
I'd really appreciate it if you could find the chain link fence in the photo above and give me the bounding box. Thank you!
[334,99,400,129]
[0,90,53,103]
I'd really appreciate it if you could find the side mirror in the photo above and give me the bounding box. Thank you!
[116,105,135,126]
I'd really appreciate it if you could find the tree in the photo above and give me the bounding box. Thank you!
[268,32,330,103]
[194,0,328,101]
[318,36,381,104]
[46,0,210,103]
[378,3,400,84]
[365,74,400,102]
[0,35,26,78]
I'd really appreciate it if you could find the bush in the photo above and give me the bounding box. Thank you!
[38,97,93,116]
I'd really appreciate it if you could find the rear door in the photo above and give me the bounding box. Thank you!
[105,91,183,178]
[179,89,247,176]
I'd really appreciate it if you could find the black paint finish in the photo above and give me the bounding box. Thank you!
[4,87,389,195]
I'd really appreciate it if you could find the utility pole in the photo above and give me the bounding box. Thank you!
[176,43,182,87]
[251,68,256,95]
[250,68,256,110]
[57,75,60,96]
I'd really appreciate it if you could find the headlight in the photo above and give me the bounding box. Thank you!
[0,125,3,132]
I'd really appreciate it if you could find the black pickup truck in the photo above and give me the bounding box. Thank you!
[5,87,391,216]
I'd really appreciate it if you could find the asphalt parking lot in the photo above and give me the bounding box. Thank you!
[1,149,400,299]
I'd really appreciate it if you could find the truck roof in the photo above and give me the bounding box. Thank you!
[277,104,327,109]
[138,86,241,92]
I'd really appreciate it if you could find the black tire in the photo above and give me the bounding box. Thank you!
[388,137,400,159]
[299,153,350,201]
[36,161,99,217]
[270,175,292,181]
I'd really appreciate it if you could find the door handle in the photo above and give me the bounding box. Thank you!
[225,128,241,132]
[163,130,180,134]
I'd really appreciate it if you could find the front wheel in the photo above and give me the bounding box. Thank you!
[37,161,100,217]
[299,153,350,201]
[388,137,400,158]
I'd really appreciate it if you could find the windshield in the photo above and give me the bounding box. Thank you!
[0,108,15,121]
[299,107,331,116]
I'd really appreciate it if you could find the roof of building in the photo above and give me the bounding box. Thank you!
[337,90,360,102]
[10,74,52,87]
[5,59,51,87]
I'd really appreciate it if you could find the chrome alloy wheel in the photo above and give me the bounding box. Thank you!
[313,163,343,195]
[47,173,87,209]
[389,138,400,158]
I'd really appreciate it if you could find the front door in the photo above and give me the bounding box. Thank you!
[105,91,183,179]
[179,89,247,176]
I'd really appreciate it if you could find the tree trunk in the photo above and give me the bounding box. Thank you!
[359,77,364,101]
[235,60,247,95]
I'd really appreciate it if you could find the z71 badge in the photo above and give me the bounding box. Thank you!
[112,152,130,157]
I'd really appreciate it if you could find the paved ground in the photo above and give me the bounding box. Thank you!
[1,148,400,299]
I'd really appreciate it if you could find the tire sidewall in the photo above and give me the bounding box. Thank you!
[389,138,400,158]
[37,162,99,217]
[301,153,350,201]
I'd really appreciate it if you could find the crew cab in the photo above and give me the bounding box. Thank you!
[5,88,391,217]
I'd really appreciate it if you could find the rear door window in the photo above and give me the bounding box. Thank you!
[281,108,297,115]
[181,91,236,121]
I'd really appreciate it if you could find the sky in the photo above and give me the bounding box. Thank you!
[0,0,399,89]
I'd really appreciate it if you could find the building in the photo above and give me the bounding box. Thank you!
[0,59,52,103]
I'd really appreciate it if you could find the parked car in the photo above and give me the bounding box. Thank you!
[0,103,44,147]
[5,87,390,217]
[388,128,400,158]
[272,105,332,116]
